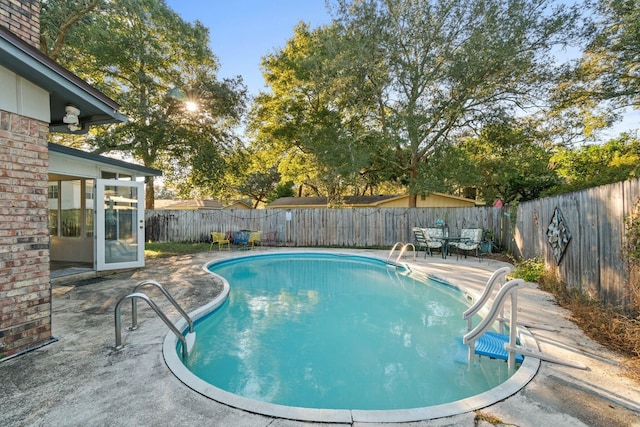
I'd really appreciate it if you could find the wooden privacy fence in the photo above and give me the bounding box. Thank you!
[146,178,640,307]
[503,178,640,307]
[145,207,503,248]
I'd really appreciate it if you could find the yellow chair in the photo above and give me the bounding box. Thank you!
[248,231,262,249]
[210,231,230,251]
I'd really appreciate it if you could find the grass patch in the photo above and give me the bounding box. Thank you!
[144,242,211,258]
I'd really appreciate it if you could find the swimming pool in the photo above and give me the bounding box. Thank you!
[163,251,539,423]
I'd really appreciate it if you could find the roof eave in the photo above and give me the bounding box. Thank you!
[0,27,127,133]
[49,142,162,177]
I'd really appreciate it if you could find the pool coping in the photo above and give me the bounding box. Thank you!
[162,251,541,424]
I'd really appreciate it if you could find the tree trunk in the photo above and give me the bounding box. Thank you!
[145,176,155,209]
[409,159,418,208]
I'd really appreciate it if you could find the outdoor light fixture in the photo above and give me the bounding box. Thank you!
[63,105,81,132]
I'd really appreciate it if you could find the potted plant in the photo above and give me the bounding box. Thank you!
[481,229,494,253]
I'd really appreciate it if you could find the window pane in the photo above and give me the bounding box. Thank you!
[85,179,94,237]
[61,180,82,237]
[48,183,59,236]
[104,184,138,263]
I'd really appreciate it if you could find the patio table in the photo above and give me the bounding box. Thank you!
[440,236,464,259]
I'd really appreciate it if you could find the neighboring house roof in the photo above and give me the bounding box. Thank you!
[0,26,126,133]
[415,192,485,207]
[266,195,401,208]
[49,143,161,177]
[223,200,253,210]
[155,199,223,210]
[266,193,481,208]
[154,199,253,210]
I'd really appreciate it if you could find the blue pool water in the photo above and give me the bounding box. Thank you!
[181,253,515,411]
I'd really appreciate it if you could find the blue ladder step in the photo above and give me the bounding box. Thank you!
[475,332,523,363]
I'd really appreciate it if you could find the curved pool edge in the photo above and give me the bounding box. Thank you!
[163,251,541,424]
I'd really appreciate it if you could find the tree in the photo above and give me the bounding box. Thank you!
[269,181,296,202]
[235,168,281,208]
[40,0,100,61]
[550,133,640,194]
[324,0,580,205]
[40,0,247,208]
[460,122,560,203]
[553,0,640,136]
[248,23,392,204]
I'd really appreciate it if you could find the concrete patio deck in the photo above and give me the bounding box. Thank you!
[1,248,639,426]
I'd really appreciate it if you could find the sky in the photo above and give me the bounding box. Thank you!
[165,0,332,96]
[165,0,638,137]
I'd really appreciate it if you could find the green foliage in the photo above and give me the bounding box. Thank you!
[269,181,296,203]
[234,168,281,208]
[40,0,101,61]
[482,229,494,241]
[552,0,640,136]
[624,198,640,310]
[332,0,579,200]
[248,23,385,200]
[41,0,248,207]
[512,257,546,283]
[250,0,581,202]
[548,133,640,195]
[460,121,560,203]
[626,199,640,263]
[413,144,478,195]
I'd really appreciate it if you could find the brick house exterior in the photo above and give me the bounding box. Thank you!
[0,112,51,357]
[0,0,52,357]
[0,1,130,357]
[0,0,40,48]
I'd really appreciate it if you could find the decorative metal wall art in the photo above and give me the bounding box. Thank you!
[546,207,572,265]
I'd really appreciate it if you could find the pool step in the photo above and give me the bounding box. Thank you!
[474,332,524,363]
[454,332,523,364]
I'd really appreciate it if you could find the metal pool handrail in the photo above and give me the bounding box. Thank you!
[396,243,416,264]
[114,292,192,359]
[131,280,194,334]
[387,242,416,266]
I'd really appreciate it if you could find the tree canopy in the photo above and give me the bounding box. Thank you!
[40,0,640,208]
[551,133,640,193]
[552,0,640,137]
[41,0,248,207]
[459,121,560,203]
[249,0,582,205]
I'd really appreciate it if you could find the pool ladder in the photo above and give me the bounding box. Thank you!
[462,269,588,370]
[114,280,195,358]
[463,277,525,369]
[387,242,416,267]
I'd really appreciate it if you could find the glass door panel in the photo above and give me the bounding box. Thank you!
[96,179,145,270]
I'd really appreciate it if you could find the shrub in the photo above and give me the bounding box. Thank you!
[511,257,545,283]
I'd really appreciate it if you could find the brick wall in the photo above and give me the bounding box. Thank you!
[0,0,53,357]
[0,111,51,357]
[0,0,40,49]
